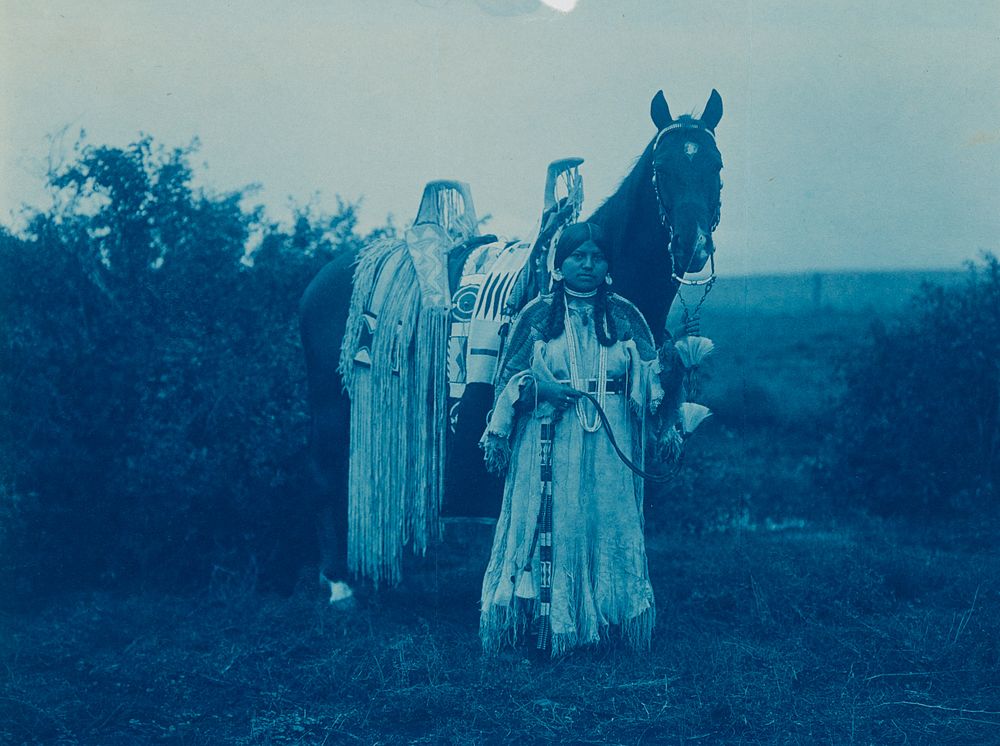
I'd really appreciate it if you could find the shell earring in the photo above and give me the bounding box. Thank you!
[605,275,613,286]
[552,270,564,282]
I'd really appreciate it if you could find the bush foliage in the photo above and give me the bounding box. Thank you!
[0,137,390,599]
[828,254,1000,515]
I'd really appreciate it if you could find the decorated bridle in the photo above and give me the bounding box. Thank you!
[651,121,722,288]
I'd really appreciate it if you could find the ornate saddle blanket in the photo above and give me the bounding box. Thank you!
[338,225,454,587]
[448,239,534,401]
[339,227,534,586]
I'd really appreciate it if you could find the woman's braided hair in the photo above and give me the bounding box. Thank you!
[542,222,618,346]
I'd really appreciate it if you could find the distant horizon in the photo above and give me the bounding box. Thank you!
[723,264,975,278]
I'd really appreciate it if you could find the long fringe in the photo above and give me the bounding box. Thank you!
[338,237,399,390]
[550,606,655,658]
[480,601,655,658]
[480,599,535,656]
[341,238,448,588]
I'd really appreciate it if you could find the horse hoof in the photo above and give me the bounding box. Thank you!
[326,580,357,610]
[329,595,358,612]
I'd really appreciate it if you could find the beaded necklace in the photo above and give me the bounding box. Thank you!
[563,304,606,432]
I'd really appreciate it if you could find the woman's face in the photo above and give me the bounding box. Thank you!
[560,240,609,293]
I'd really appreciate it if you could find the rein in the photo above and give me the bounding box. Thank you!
[574,390,680,483]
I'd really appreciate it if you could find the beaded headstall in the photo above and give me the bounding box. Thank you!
[651,122,721,288]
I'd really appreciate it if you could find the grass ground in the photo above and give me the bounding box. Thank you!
[3,307,997,744]
[3,519,998,745]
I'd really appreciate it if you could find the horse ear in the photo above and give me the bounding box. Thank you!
[650,90,673,131]
[701,89,723,131]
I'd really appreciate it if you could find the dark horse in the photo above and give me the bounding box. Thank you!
[299,89,724,600]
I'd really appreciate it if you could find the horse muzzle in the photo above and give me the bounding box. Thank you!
[665,211,716,288]
[685,226,713,273]
[670,200,716,274]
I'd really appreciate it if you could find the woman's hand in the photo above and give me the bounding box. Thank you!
[535,380,582,411]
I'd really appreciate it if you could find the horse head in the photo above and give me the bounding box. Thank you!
[589,89,724,341]
[649,89,724,284]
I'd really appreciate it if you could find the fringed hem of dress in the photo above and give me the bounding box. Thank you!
[480,599,656,658]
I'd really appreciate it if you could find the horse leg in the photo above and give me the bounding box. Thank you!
[309,391,354,606]
[300,248,358,606]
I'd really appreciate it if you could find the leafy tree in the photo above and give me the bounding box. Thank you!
[0,137,387,601]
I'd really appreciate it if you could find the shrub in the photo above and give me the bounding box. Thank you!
[0,137,387,601]
[825,254,999,516]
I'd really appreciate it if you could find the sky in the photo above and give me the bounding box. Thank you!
[1,0,998,274]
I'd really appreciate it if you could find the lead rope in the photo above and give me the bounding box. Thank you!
[675,277,716,337]
[574,390,682,483]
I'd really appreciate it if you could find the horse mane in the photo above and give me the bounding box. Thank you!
[588,136,658,268]
[586,133,677,342]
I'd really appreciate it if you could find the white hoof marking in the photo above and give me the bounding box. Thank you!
[328,581,354,604]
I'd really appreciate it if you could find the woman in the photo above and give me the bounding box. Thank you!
[479,222,664,657]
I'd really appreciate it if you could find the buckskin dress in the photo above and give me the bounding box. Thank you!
[479,292,664,657]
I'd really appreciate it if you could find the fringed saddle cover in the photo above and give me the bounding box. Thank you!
[339,225,452,588]
[339,228,533,587]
